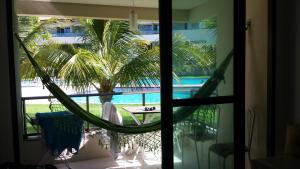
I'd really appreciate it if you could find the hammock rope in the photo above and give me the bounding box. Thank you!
[15,33,233,134]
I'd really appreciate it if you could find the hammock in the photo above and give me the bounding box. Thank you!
[15,33,233,134]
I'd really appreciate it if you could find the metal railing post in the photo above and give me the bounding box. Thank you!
[190,90,194,97]
[190,89,197,97]
[142,93,146,106]
[86,95,90,131]
[22,99,27,138]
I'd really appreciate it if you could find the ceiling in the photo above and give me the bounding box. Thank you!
[18,0,159,8]
[18,0,208,9]
[172,0,208,9]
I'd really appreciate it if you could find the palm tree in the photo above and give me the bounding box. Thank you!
[21,18,216,104]
[19,17,57,79]
[172,33,215,76]
[22,19,160,103]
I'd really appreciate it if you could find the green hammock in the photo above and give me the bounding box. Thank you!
[15,34,233,134]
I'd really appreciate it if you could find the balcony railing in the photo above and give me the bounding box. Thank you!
[51,32,84,37]
[21,87,200,139]
[22,91,162,138]
[139,30,159,35]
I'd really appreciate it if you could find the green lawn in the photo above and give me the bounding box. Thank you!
[25,103,160,134]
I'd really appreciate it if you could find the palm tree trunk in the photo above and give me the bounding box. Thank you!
[98,91,114,118]
[99,91,114,104]
[96,87,115,118]
[95,86,115,104]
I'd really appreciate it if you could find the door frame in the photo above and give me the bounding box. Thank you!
[267,0,276,157]
[3,0,21,163]
[159,0,246,168]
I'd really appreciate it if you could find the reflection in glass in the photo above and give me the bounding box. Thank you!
[172,0,234,99]
[172,21,217,99]
[173,104,234,169]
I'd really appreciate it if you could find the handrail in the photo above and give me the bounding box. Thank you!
[21,90,160,101]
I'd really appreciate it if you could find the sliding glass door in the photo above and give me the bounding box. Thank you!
[160,0,245,168]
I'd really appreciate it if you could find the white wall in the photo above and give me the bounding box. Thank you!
[246,0,268,161]
[245,0,300,160]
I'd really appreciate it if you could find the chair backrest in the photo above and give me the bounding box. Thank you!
[284,124,300,157]
[102,102,123,125]
[246,108,255,150]
[192,105,220,140]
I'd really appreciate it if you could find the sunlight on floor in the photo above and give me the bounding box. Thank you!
[55,148,161,169]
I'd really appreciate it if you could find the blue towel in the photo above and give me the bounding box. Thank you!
[36,111,83,156]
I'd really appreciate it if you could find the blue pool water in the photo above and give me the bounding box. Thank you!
[173,77,208,85]
[72,77,208,104]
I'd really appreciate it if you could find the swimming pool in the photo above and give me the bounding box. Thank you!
[72,77,208,104]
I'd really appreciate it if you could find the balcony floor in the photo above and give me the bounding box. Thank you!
[55,150,161,169]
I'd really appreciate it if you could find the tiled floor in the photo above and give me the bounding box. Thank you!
[50,130,161,169]
[55,146,161,169]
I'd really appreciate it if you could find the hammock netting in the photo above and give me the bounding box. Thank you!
[15,34,233,134]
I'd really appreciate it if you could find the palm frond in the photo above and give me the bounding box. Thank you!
[58,49,99,92]
[115,46,160,89]
[22,18,57,48]
[79,19,104,52]
[20,17,58,79]
[102,21,135,58]
[172,33,216,74]
[91,20,106,42]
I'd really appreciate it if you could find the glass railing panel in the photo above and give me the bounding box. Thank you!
[173,104,234,169]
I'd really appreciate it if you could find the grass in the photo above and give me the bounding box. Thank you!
[25,103,160,134]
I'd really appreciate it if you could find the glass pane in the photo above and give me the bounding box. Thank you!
[173,104,234,169]
[172,0,234,99]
